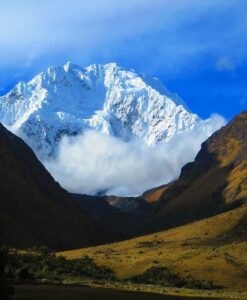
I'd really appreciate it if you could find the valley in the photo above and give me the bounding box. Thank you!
[0,68,246,300]
[1,2,247,299]
[59,205,247,295]
[14,284,230,300]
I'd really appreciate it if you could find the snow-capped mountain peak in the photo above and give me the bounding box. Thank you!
[0,62,200,158]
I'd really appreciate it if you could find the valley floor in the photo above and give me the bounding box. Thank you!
[13,284,243,300]
[59,206,247,295]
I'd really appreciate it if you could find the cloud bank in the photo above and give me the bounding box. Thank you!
[45,114,226,196]
[0,0,246,75]
[1,1,246,119]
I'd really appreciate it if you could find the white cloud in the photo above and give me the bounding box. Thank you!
[0,0,246,76]
[45,114,226,196]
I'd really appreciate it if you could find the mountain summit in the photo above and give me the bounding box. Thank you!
[0,62,201,158]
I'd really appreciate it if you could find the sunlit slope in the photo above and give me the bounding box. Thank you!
[60,204,247,291]
[142,185,168,203]
[60,112,247,291]
[144,112,247,231]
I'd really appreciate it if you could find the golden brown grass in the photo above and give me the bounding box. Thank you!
[59,205,247,294]
[59,114,247,298]
[224,160,247,203]
[143,186,168,203]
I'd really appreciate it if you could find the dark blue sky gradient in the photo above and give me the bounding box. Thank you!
[0,0,246,121]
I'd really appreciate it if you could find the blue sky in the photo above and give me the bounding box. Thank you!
[0,0,246,120]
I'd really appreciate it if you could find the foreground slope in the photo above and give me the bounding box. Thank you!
[0,124,104,250]
[144,111,247,231]
[60,204,247,291]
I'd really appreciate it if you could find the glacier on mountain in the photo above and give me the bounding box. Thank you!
[0,62,202,158]
[0,62,226,195]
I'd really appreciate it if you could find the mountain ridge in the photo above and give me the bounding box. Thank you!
[143,111,247,233]
[0,122,107,250]
[0,62,203,158]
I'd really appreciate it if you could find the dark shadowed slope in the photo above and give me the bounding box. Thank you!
[145,111,247,235]
[0,124,105,250]
[71,193,152,240]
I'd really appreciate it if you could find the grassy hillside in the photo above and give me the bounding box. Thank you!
[59,204,247,292]
[142,185,168,203]
[142,112,247,232]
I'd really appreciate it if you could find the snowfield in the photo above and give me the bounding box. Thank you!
[0,62,225,195]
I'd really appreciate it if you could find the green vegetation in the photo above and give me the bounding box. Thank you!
[1,244,246,299]
[6,247,114,283]
[4,246,217,292]
[130,266,215,290]
[138,240,164,248]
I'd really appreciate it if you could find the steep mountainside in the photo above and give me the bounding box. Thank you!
[0,62,202,158]
[75,111,247,240]
[142,184,168,203]
[0,123,105,250]
[145,111,247,232]
[60,111,247,289]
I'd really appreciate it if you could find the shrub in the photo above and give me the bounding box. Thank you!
[129,266,217,290]
[130,266,184,287]
[6,250,115,283]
